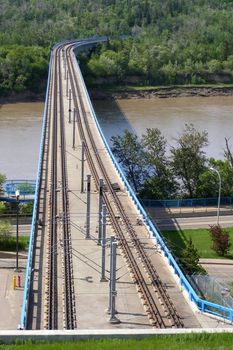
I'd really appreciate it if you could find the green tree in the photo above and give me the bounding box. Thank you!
[0,220,11,239]
[0,173,6,195]
[111,130,148,193]
[171,124,208,198]
[140,128,177,199]
[180,237,205,274]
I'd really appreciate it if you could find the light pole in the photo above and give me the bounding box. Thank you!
[210,166,221,225]
[15,190,20,271]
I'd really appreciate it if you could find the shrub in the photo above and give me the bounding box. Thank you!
[209,225,231,256]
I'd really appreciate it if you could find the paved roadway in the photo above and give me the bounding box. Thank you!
[155,215,233,230]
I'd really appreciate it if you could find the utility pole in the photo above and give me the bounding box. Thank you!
[15,190,20,272]
[97,179,104,245]
[86,175,91,239]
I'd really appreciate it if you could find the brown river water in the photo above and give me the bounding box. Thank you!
[0,96,233,179]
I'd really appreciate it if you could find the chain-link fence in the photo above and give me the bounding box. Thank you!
[190,274,233,314]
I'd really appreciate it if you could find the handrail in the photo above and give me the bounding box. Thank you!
[19,50,53,330]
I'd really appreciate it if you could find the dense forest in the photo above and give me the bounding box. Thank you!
[1,0,233,95]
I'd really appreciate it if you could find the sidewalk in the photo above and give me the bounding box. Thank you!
[0,260,26,329]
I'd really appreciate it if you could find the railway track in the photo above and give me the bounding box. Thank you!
[66,44,184,328]
[44,45,76,330]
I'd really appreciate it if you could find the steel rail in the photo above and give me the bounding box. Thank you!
[46,47,60,330]
[66,44,183,328]
[58,46,77,330]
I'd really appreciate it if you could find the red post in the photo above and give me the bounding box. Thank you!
[17,275,21,288]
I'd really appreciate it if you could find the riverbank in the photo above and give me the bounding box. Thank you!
[0,92,45,105]
[1,85,233,104]
[89,84,233,100]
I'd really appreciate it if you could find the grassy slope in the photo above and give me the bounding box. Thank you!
[162,227,233,259]
[2,334,233,350]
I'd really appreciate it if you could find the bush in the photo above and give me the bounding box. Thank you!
[180,237,205,274]
[209,225,231,256]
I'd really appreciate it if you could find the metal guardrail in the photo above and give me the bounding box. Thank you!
[19,50,53,330]
[73,42,233,323]
[143,197,233,208]
[20,37,233,329]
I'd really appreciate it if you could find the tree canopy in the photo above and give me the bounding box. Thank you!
[1,0,233,96]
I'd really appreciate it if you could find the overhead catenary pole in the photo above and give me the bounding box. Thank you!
[107,236,115,314]
[66,70,69,99]
[68,89,72,123]
[72,108,76,149]
[81,141,85,193]
[97,179,104,245]
[109,241,120,324]
[86,175,91,239]
[100,204,108,282]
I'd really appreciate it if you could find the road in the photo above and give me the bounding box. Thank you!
[10,224,31,236]
[154,215,233,230]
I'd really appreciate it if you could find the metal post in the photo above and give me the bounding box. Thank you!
[97,179,104,245]
[210,167,221,225]
[16,198,19,271]
[72,108,76,149]
[100,205,108,282]
[217,171,221,226]
[109,241,120,324]
[107,236,115,314]
[86,175,91,239]
[66,70,69,98]
[68,89,72,123]
[14,190,20,272]
[81,141,85,193]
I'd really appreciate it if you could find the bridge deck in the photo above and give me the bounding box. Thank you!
[26,41,227,330]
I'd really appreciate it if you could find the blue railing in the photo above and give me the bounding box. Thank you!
[143,196,233,208]
[72,41,233,323]
[19,50,53,329]
[4,180,36,195]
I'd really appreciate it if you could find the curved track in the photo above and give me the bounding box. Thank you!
[65,43,183,328]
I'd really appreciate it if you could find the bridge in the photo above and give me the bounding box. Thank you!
[19,38,233,330]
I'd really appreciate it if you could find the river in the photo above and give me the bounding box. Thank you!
[93,96,233,159]
[0,102,43,179]
[0,96,233,179]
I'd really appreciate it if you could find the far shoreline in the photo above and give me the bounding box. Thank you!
[89,84,233,100]
[0,85,233,105]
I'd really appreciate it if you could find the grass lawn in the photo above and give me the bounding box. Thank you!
[161,227,233,259]
[1,334,233,350]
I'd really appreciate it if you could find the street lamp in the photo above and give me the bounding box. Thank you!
[15,190,20,271]
[209,166,221,225]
